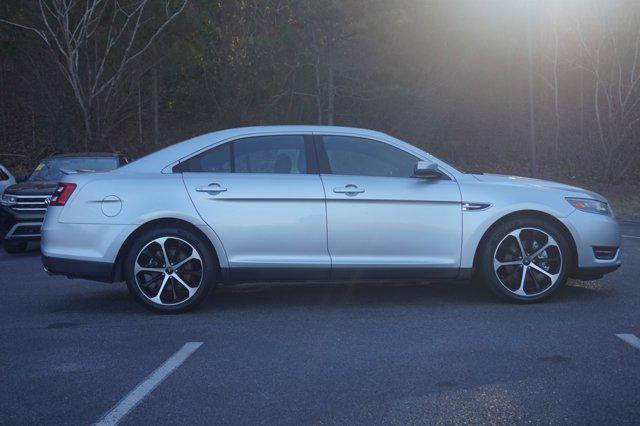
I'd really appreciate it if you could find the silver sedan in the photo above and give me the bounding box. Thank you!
[40,126,621,312]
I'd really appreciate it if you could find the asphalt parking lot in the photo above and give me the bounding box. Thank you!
[1,222,639,425]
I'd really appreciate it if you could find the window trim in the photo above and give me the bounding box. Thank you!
[173,134,319,175]
[315,134,434,179]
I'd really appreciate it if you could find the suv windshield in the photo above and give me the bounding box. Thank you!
[28,157,119,182]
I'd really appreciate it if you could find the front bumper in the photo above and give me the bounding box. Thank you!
[561,209,622,280]
[1,206,44,242]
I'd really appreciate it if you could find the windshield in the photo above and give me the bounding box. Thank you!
[28,157,119,182]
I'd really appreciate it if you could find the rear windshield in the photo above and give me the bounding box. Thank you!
[28,157,119,182]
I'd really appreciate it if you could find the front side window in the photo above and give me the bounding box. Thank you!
[322,136,418,178]
[179,135,307,174]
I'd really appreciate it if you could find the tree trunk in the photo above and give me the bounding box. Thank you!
[327,62,335,125]
[526,4,537,177]
[314,55,323,125]
[138,75,144,145]
[152,62,160,147]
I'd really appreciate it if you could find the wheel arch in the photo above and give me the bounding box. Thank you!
[112,218,222,282]
[472,210,578,274]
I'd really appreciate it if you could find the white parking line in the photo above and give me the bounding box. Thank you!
[622,235,640,239]
[95,342,203,426]
[616,334,640,351]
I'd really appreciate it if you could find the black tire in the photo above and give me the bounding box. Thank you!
[478,216,572,303]
[3,241,28,254]
[124,225,216,313]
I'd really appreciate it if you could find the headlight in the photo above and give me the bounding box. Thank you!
[566,197,611,215]
[0,194,17,206]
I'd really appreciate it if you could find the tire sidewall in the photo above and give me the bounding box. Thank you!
[124,226,216,313]
[479,216,572,303]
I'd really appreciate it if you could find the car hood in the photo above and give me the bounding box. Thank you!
[472,174,606,202]
[3,181,58,196]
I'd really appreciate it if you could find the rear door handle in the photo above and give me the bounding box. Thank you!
[195,183,227,194]
[333,184,365,195]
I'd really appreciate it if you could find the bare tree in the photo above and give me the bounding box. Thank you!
[1,0,187,149]
[576,6,640,181]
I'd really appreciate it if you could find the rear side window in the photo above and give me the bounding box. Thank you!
[179,143,231,173]
[321,136,418,178]
[178,135,307,174]
[234,136,306,174]
[0,168,8,180]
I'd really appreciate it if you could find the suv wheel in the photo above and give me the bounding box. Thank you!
[124,226,216,313]
[3,241,28,254]
[478,216,572,302]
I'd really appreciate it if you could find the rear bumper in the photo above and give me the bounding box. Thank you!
[42,254,114,283]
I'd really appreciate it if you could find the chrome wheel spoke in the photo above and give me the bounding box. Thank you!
[494,259,522,268]
[528,268,542,292]
[158,237,171,268]
[173,251,201,271]
[509,229,527,258]
[172,273,197,298]
[150,274,170,304]
[529,262,559,280]
[530,242,551,260]
[514,265,528,296]
[134,265,165,275]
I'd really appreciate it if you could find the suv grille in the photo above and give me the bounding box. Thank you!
[10,195,50,214]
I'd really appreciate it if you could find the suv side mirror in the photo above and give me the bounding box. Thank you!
[413,161,443,179]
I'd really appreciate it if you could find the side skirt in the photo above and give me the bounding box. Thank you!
[221,266,470,284]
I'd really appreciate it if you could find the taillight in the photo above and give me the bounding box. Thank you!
[49,183,77,206]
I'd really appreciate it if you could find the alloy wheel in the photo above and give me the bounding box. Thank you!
[493,227,563,297]
[134,237,203,306]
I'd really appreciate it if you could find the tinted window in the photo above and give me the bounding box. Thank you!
[28,157,120,182]
[179,135,307,174]
[0,168,8,181]
[322,136,418,178]
[180,143,231,173]
[234,136,306,174]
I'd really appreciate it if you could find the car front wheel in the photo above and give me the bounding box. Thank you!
[478,216,572,302]
[124,226,216,313]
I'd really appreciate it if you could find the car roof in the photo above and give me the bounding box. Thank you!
[120,125,421,173]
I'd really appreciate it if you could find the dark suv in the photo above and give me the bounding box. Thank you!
[0,153,129,253]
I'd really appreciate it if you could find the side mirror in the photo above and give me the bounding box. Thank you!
[413,161,443,179]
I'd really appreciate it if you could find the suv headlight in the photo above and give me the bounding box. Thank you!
[566,197,611,215]
[1,194,17,206]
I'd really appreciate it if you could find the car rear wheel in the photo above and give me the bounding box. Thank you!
[3,241,28,254]
[478,216,572,302]
[124,226,216,313]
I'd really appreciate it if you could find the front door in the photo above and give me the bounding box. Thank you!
[317,135,462,279]
[181,134,330,281]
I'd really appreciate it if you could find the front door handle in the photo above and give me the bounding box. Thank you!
[333,184,365,195]
[195,183,227,194]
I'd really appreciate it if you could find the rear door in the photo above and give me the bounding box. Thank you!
[316,135,462,279]
[181,134,330,281]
